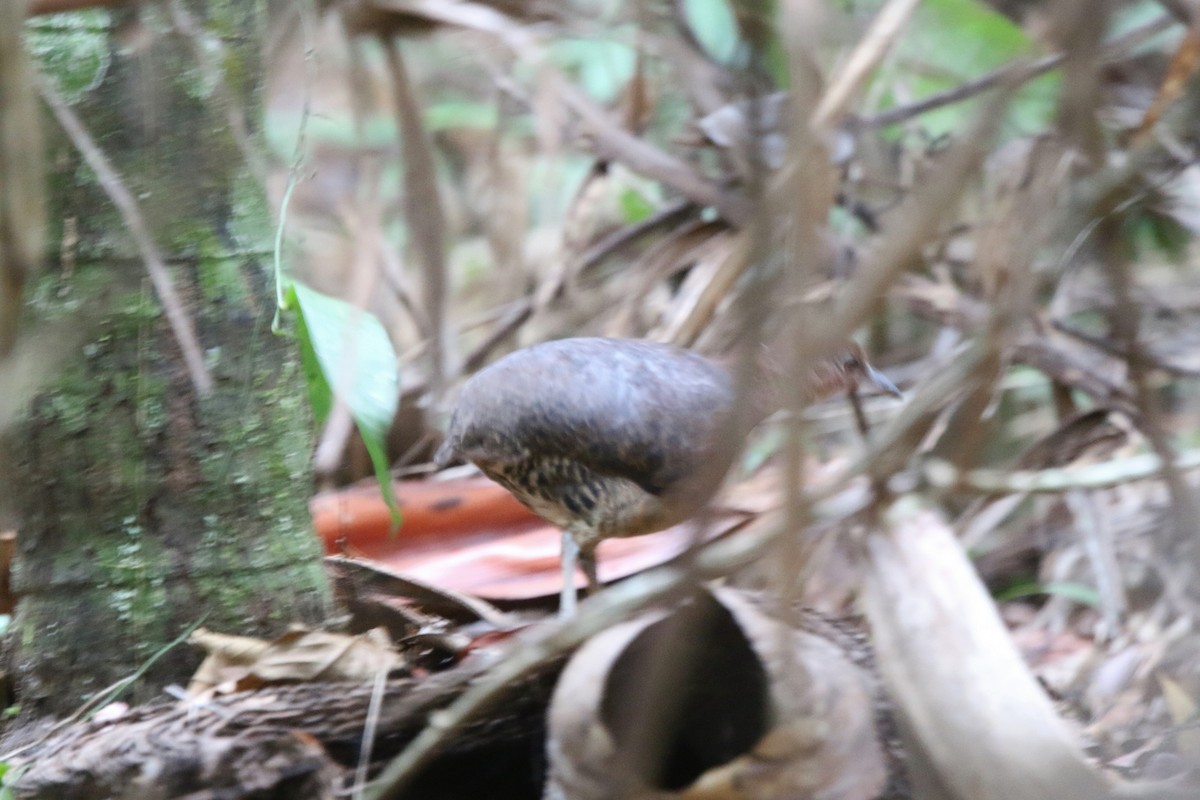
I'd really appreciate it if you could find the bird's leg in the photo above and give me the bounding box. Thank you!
[580,546,601,597]
[559,530,580,618]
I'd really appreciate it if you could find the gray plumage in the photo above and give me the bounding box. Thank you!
[435,338,740,555]
[436,336,899,612]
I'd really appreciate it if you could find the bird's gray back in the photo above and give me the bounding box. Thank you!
[443,338,737,497]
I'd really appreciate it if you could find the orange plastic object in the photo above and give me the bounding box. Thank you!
[312,475,540,557]
[311,476,734,601]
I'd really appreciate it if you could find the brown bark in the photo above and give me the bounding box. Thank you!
[5,262,331,716]
[27,0,131,17]
[11,661,560,800]
[2,1,330,717]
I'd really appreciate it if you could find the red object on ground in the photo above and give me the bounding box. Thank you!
[311,476,731,601]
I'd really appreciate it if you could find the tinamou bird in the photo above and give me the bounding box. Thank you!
[435,337,899,615]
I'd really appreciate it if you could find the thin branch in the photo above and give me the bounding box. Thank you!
[37,72,214,397]
[859,13,1179,129]
[1157,0,1199,25]
[661,230,747,347]
[861,51,1064,130]
[460,299,531,373]
[351,666,389,800]
[922,447,1200,495]
[824,83,1017,352]
[367,0,752,224]
[272,1,317,323]
[554,79,753,225]
[812,0,922,133]
[368,0,536,42]
[1132,14,1200,143]
[575,198,697,279]
[380,34,450,397]
[1051,319,1200,379]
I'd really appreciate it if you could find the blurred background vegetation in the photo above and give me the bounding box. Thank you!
[4,0,1200,796]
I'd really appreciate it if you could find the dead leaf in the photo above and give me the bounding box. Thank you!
[1158,674,1200,758]
[187,626,404,695]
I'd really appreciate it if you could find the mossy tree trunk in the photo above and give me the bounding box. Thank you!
[8,265,330,716]
[1,1,330,717]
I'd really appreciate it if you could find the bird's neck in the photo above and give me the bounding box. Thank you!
[721,343,858,424]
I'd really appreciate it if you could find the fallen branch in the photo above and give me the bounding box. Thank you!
[923,447,1200,495]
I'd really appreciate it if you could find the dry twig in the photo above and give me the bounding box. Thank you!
[36,72,215,397]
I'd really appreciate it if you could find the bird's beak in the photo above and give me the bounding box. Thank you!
[863,363,902,398]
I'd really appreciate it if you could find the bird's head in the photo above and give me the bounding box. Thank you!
[757,340,901,405]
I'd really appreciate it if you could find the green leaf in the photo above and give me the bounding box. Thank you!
[425,101,500,131]
[1129,208,1192,262]
[545,37,636,102]
[885,0,1060,136]
[0,758,25,800]
[1111,0,1181,54]
[618,187,655,224]
[287,283,401,524]
[993,580,1101,607]
[528,155,596,227]
[682,0,743,65]
[288,285,333,426]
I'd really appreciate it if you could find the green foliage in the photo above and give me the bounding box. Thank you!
[286,283,400,519]
[545,36,637,102]
[25,11,111,103]
[1111,0,1180,53]
[425,100,502,132]
[0,732,19,796]
[993,580,1101,607]
[1128,208,1192,263]
[828,204,871,240]
[0,759,18,800]
[885,0,1060,136]
[682,0,743,65]
[531,156,597,227]
[618,186,656,223]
